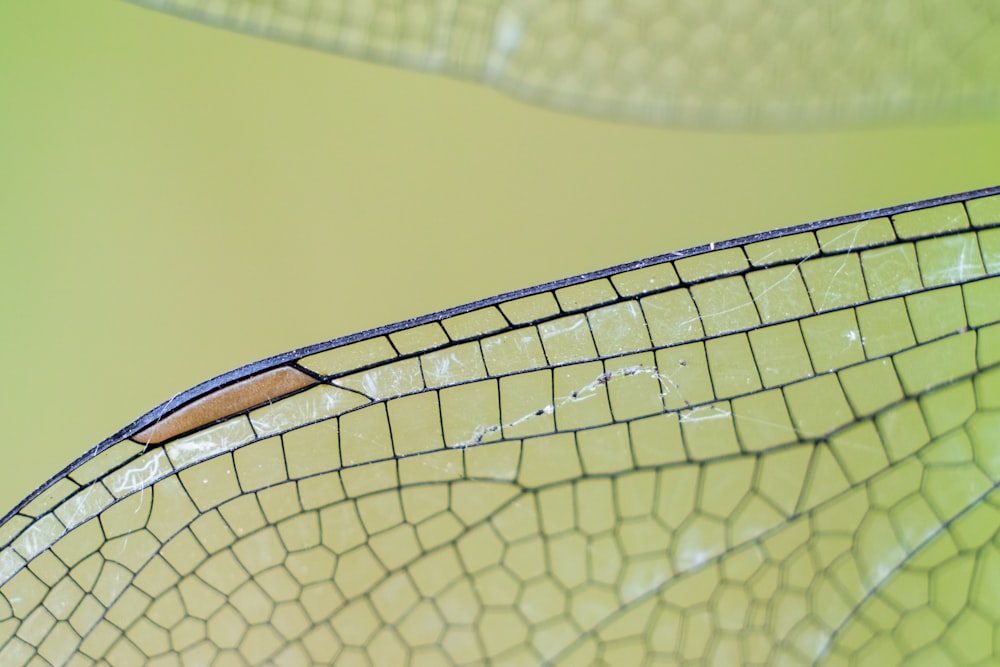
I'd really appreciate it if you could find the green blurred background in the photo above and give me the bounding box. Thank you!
[0,0,998,516]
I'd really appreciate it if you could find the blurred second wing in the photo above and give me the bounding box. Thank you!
[125,0,1000,128]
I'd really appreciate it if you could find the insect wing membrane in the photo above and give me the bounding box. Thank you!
[122,0,1000,128]
[1,187,999,665]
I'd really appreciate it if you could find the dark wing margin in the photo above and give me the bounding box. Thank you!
[121,0,1000,128]
[1,185,998,665]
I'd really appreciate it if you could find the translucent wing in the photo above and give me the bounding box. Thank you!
[2,187,998,665]
[123,0,1000,128]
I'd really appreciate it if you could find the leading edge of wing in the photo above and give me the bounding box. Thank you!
[4,183,999,525]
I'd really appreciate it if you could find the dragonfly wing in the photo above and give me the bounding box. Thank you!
[124,0,1000,127]
[1,187,998,665]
